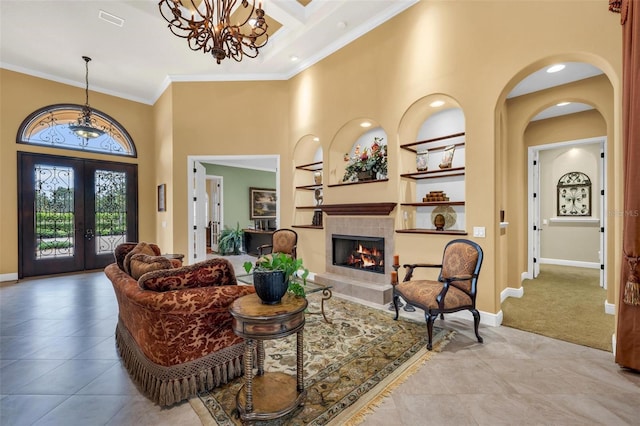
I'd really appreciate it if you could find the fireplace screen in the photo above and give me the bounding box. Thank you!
[332,234,384,274]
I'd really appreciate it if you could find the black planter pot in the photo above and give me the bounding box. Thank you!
[253,270,288,305]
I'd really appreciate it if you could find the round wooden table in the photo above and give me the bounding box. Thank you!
[230,292,308,424]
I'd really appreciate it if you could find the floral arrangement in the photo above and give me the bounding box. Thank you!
[342,137,388,182]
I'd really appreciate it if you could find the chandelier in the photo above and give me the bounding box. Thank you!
[69,56,104,139]
[158,0,269,64]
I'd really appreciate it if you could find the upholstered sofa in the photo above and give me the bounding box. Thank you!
[104,242,255,406]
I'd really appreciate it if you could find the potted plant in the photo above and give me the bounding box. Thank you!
[342,137,388,182]
[218,222,244,255]
[243,253,309,304]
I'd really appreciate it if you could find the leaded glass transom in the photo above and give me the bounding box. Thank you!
[17,104,137,157]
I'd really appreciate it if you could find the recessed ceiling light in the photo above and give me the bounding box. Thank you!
[360,121,372,128]
[430,100,445,108]
[556,101,571,106]
[313,137,320,142]
[337,21,347,30]
[546,64,566,73]
[290,55,299,62]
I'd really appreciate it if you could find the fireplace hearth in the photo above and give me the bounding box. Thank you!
[332,234,384,274]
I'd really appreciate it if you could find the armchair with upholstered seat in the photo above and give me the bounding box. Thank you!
[257,228,298,260]
[392,239,484,350]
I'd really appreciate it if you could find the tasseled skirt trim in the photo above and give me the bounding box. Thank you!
[114,318,246,407]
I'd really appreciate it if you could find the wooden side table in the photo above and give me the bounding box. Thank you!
[230,293,308,424]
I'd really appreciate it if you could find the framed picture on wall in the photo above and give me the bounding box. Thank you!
[157,184,166,212]
[557,171,591,216]
[250,187,276,219]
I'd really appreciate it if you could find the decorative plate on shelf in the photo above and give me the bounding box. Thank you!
[431,206,457,230]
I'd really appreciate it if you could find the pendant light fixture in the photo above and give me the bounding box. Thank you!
[69,56,105,139]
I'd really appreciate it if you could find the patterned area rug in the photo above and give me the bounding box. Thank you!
[192,295,453,425]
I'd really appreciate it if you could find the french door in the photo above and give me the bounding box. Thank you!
[18,152,138,278]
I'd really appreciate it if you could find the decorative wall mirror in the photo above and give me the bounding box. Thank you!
[557,171,591,216]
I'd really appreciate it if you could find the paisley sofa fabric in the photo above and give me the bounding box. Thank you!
[105,242,255,406]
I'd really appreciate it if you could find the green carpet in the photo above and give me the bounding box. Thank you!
[193,294,452,425]
[502,264,614,352]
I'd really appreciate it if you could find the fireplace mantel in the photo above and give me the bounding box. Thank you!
[320,202,396,216]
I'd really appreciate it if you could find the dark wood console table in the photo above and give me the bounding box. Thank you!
[243,229,274,256]
[230,293,307,423]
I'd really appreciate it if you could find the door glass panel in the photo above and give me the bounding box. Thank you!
[95,169,127,255]
[34,164,75,259]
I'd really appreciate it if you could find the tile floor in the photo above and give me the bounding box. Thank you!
[1,269,639,425]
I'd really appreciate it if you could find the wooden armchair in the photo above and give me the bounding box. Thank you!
[392,239,484,350]
[257,228,298,260]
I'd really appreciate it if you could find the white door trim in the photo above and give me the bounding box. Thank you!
[526,136,607,286]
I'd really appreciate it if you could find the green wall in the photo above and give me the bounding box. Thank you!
[204,163,276,231]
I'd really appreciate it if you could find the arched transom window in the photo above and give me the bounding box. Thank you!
[17,104,137,157]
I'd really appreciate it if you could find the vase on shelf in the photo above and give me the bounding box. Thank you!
[357,170,374,181]
[416,150,429,171]
[314,171,322,185]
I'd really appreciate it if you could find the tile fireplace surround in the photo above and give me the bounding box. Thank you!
[315,216,395,305]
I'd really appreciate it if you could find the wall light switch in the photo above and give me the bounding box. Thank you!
[161,221,167,228]
[473,226,486,238]
[542,219,548,225]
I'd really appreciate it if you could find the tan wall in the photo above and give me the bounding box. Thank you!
[287,0,621,315]
[153,86,174,252]
[167,81,289,259]
[0,1,623,320]
[0,69,156,277]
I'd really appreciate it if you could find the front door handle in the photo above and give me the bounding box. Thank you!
[84,228,94,240]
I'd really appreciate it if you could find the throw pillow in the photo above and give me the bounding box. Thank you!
[129,254,174,280]
[138,258,236,292]
[123,242,156,275]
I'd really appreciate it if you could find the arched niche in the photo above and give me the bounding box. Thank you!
[292,134,323,227]
[327,119,388,186]
[396,94,466,232]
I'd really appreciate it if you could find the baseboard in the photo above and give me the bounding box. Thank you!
[604,300,615,315]
[521,271,532,281]
[501,286,524,303]
[0,272,18,283]
[539,258,600,269]
[445,309,502,327]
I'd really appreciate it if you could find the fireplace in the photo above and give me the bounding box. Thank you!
[332,234,384,274]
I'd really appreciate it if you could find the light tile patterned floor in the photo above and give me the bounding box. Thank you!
[1,269,639,425]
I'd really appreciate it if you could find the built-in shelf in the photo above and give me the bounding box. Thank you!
[396,229,468,235]
[400,132,465,153]
[295,161,323,171]
[400,167,465,180]
[398,129,466,234]
[401,201,465,207]
[327,178,389,188]
[294,161,323,228]
[295,184,322,190]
